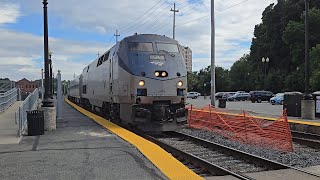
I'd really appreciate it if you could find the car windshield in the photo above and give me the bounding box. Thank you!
[276,93,284,97]
[156,43,179,53]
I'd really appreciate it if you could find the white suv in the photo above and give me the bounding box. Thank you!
[187,92,199,99]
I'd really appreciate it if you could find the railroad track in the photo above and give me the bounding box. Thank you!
[292,131,320,149]
[142,131,320,179]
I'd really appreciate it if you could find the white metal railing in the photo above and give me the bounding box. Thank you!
[16,88,39,136]
[0,88,18,112]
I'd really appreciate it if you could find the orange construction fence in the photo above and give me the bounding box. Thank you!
[186,105,293,152]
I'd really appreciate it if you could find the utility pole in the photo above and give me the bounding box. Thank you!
[170,3,179,39]
[114,30,120,42]
[210,0,216,106]
[42,0,53,107]
[41,68,44,100]
[304,0,311,98]
[301,0,315,120]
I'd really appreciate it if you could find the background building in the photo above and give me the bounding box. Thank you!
[16,78,39,100]
[179,45,192,72]
[0,78,15,93]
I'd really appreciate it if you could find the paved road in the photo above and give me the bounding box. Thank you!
[187,96,283,117]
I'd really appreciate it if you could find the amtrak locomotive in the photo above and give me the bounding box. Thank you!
[68,34,187,132]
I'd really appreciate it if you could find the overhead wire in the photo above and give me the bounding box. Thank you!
[118,0,163,30]
[151,0,201,33]
[128,3,173,34]
[176,0,249,27]
[153,0,204,35]
[120,0,168,34]
[127,0,189,35]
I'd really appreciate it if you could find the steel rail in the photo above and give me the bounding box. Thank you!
[292,131,320,149]
[169,131,287,170]
[170,131,320,179]
[143,134,254,180]
[292,131,320,141]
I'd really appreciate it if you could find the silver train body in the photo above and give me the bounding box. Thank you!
[68,34,187,132]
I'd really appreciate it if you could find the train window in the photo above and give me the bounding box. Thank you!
[156,43,179,53]
[103,51,110,62]
[83,85,87,94]
[87,65,90,72]
[128,42,153,52]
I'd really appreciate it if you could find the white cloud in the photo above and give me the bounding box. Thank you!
[0,4,20,24]
[0,0,279,82]
[0,28,106,81]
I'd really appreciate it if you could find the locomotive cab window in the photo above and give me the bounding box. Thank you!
[128,42,153,52]
[156,43,179,53]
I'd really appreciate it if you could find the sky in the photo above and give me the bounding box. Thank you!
[0,0,277,81]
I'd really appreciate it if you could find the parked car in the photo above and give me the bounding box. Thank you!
[249,91,274,103]
[224,92,236,98]
[227,93,251,101]
[215,92,224,99]
[236,91,246,93]
[270,93,284,105]
[187,92,199,99]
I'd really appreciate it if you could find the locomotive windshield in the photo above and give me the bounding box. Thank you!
[156,43,179,53]
[128,42,153,52]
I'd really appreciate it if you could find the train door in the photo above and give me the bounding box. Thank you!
[79,74,83,104]
[109,48,114,97]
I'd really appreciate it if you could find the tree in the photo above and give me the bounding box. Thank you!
[229,54,252,91]
[310,44,320,90]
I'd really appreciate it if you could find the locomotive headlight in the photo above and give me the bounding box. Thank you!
[155,72,160,77]
[177,81,183,87]
[138,80,145,86]
[161,71,167,77]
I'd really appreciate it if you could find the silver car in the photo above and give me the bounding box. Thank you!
[187,92,199,99]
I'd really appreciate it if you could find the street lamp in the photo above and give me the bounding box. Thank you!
[301,0,315,119]
[262,57,269,75]
[49,51,52,97]
[304,0,312,99]
[204,83,206,99]
[42,0,53,107]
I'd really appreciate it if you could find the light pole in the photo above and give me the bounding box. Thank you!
[304,0,312,99]
[261,57,269,75]
[301,0,315,119]
[52,72,55,95]
[49,51,52,97]
[210,0,216,106]
[204,83,206,99]
[42,0,53,107]
[262,57,269,89]
[41,68,44,100]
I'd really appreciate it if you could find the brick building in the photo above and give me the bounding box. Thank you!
[16,78,39,99]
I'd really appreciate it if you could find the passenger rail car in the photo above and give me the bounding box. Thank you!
[68,34,187,132]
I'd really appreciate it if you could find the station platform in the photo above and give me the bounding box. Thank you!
[0,101,22,144]
[0,100,167,180]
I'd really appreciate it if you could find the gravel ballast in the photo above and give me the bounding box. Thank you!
[178,128,320,168]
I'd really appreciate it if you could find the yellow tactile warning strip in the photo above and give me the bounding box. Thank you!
[65,98,203,180]
[191,109,320,127]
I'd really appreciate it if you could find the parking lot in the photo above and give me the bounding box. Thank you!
[186,96,283,117]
